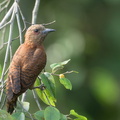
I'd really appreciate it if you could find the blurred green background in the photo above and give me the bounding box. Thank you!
[1,0,120,120]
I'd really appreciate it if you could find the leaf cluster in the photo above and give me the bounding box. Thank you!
[0,59,87,120]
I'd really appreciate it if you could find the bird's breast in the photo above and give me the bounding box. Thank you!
[22,46,46,71]
[18,45,46,90]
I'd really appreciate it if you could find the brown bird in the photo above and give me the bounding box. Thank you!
[6,24,55,114]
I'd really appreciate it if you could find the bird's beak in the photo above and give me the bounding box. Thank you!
[42,28,55,34]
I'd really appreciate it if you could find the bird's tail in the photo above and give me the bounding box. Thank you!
[6,96,17,114]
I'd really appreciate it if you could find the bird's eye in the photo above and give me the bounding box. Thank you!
[34,29,39,32]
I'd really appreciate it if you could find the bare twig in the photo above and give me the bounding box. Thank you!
[15,3,23,44]
[32,0,40,24]
[0,0,11,13]
[0,5,16,83]
[10,45,12,62]
[18,5,26,30]
[0,95,6,109]
[0,3,14,28]
[0,0,8,6]
[32,90,42,110]
[42,20,56,26]
[0,8,15,102]
[0,27,6,49]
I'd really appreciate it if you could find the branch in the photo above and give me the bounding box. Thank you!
[0,27,6,49]
[0,95,6,109]
[0,0,8,6]
[0,7,15,102]
[0,3,14,27]
[0,0,11,13]
[0,6,16,83]
[17,5,26,31]
[32,0,40,24]
[15,3,23,44]
[32,90,42,110]
[42,20,56,26]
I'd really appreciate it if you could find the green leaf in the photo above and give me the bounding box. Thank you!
[59,78,72,90]
[35,76,56,106]
[50,59,71,73]
[12,112,25,120]
[60,114,67,120]
[70,110,87,120]
[0,110,13,120]
[21,102,30,111]
[44,106,60,120]
[43,89,56,106]
[50,63,63,71]
[43,72,56,97]
[60,59,71,65]
[34,110,44,120]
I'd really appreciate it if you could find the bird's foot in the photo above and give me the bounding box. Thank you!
[31,84,46,90]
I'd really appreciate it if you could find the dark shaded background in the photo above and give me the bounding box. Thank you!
[1,0,120,120]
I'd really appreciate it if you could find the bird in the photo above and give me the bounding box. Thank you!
[6,24,55,114]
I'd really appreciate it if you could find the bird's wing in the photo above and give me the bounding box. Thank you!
[9,65,21,94]
[7,45,23,95]
[6,66,21,101]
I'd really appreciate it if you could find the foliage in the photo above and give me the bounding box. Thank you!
[0,60,87,120]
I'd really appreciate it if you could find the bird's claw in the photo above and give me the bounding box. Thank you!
[32,84,46,90]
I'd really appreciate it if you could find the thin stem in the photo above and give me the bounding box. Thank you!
[0,21,12,30]
[32,90,42,110]
[0,0,11,13]
[0,8,15,102]
[0,6,15,83]
[17,5,26,31]
[3,67,9,77]
[0,27,6,49]
[16,3,23,44]
[10,45,12,61]
[0,3,14,27]
[0,95,6,109]
[32,0,40,24]
[0,0,8,6]
[42,20,56,26]
[21,91,27,102]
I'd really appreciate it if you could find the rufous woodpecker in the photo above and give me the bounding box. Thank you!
[6,24,55,114]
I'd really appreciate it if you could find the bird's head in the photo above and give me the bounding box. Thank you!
[25,24,55,45]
